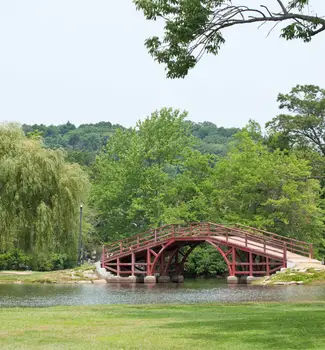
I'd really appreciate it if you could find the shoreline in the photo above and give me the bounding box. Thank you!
[0,264,106,285]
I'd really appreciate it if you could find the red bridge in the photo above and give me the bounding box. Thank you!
[101,222,314,283]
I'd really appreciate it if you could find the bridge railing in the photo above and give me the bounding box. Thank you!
[205,223,287,259]
[102,222,313,263]
[102,224,176,258]
[232,224,312,258]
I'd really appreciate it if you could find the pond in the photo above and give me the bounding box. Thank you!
[1,279,325,307]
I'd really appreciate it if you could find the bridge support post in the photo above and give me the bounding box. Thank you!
[266,257,270,276]
[158,276,171,283]
[171,275,184,283]
[117,257,120,277]
[231,247,236,276]
[146,248,151,276]
[131,252,135,276]
[249,252,253,277]
[144,276,156,283]
[227,276,239,284]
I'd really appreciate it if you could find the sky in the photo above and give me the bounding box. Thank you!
[0,0,324,128]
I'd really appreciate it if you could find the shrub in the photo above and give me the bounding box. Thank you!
[0,250,76,271]
[0,250,31,270]
[29,253,76,271]
[185,244,227,277]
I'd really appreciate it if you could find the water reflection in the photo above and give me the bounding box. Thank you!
[0,279,325,307]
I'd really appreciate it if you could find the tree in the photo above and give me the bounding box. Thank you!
[91,108,212,241]
[134,0,325,78]
[207,130,324,242]
[266,85,325,156]
[0,124,89,268]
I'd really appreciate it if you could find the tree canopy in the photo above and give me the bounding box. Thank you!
[22,121,124,166]
[134,0,325,78]
[91,108,213,240]
[0,124,89,269]
[209,130,324,242]
[22,120,237,165]
[266,84,325,156]
[91,108,324,247]
[5,85,325,271]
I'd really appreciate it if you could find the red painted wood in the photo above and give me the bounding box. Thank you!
[131,252,135,276]
[249,252,253,277]
[146,249,151,276]
[101,222,313,278]
[117,257,120,276]
[231,247,236,276]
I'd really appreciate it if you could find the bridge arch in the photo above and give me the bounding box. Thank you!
[150,239,233,277]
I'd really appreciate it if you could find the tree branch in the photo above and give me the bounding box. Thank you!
[276,0,288,15]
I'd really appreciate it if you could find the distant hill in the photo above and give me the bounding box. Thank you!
[23,121,239,165]
[189,121,239,156]
[22,121,125,166]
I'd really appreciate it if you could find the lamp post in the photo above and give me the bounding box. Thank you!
[78,204,83,265]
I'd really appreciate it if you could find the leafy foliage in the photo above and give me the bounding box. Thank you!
[208,130,324,242]
[0,124,89,268]
[92,107,324,273]
[189,121,239,155]
[185,244,227,276]
[0,250,31,270]
[266,85,325,156]
[134,0,325,77]
[22,120,236,165]
[91,108,213,241]
[9,85,325,274]
[22,121,124,166]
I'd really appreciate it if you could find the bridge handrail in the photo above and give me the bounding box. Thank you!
[102,222,312,261]
[207,223,287,256]
[233,223,308,245]
[103,224,176,254]
[104,222,283,257]
[232,223,312,257]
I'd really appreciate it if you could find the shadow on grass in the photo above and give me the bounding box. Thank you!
[154,305,325,349]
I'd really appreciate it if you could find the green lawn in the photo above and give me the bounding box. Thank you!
[1,303,325,349]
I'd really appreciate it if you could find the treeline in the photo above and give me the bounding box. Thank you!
[22,120,239,166]
[22,121,123,166]
[0,84,324,274]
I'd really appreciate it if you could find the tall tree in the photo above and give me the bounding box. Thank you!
[266,84,325,156]
[134,0,325,78]
[0,124,89,265]
[91,108,212,241]
[208,130,324,242]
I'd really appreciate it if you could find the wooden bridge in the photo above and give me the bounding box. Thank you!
[101,222,316,283]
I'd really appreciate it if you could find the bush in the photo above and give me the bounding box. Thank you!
[0,250,31,270]
[185,244,227,277]
[0,250,76,271]
[30,253,76,271]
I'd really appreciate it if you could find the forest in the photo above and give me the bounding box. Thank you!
[1,84,324,275]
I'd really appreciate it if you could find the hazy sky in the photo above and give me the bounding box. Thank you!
[0,1,324,128]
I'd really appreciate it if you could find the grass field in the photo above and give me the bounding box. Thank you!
[1,302,325,349]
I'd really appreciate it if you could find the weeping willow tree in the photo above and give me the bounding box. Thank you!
[0,124,89,266]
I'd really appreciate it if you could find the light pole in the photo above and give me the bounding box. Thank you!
[78,204,83,265]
